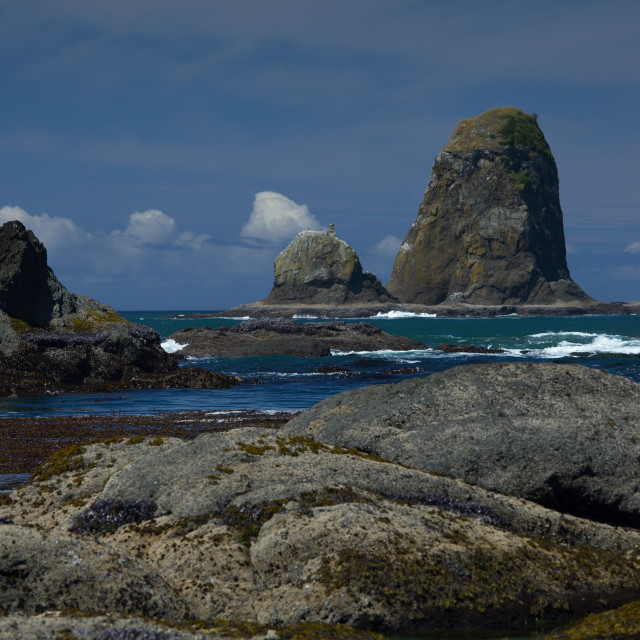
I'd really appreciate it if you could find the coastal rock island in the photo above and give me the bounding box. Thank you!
[214,107,638,318]
[0,220,238,395]
[264,226,394,305]
[386,107,591,306]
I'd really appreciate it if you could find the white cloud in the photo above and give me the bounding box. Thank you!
[175,230,211,250]
[124,209,176,244]
[624,241,640,254]
[0,205,88,249]
[241,191,321,243]
[371,234,401,257]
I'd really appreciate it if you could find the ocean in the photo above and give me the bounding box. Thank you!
[0,310,639,418]
[3,310,638,639]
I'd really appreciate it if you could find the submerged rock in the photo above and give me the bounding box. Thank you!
[263,227,395,305]
[166,318,424,357]
[283,362,640,527]
[387,107,592,306]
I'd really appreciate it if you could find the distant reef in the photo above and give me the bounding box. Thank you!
[216,107,638,318]
[0,220,239,396]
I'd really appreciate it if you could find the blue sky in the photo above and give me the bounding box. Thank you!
[1,0,639,309]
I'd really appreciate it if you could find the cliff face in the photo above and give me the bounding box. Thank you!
[0,220,109,327]
[387,107,590,305]
[264,228,396,305]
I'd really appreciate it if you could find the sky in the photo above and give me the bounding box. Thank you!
[1,0,639,309]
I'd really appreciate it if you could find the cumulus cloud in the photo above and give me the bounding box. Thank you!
[124,209,176,244]
[241,191,321,243]
[624,241,640,254]
[0,205,88,249]
[370,234,401,257]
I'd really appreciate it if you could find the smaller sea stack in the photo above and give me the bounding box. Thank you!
[263,226,395,305]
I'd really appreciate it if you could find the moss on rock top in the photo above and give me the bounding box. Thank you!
[444,106,552,158]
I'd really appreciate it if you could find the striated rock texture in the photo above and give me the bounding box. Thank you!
[284,362,640,527]
[263,228,395,305]
[387,107,591,305]
[0,220,238,395]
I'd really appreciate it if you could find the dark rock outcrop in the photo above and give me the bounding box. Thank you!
[283,362,640,527]
[0,220,238,395]
[166,318,425,358]
[0,220,109,327]
[387,107,592,306]
[262,227,395,305]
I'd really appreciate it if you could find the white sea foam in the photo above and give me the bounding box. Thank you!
[293,315,321,319]
[161,339,188,353]
[330,348,427,361]
[216,316,251,320]
[529,331,598,339]
[373,311,438,319]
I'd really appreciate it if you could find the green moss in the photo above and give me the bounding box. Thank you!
[32,442,87,481]
[236,440,276,455]
[316,535,640,626]
[126,435,146,445]
[445,107,553,160]
[216,465,235,474]
[0,493,12,506]
[544,599,640,639]
[498,112,552,158]
[9,317,33,334]
[218,487,368,547]
[64,309,127,332]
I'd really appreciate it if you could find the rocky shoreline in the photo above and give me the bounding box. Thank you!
[3,363,640,639]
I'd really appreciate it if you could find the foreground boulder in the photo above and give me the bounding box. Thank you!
[283,362,640,527]
[387,107,591,306]
[167,318,425,358]
[3,424,640,633]
[262,227,395,305]
[0,220,238,395]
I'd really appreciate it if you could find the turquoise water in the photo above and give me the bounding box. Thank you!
[0,311,638,417]
[3,311,635,637]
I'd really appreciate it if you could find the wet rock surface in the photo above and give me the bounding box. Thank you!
[166,318,424,358]
[283,362,640,527]
[0,220,238,395]
[3,418,640,633]
[387,107,591,306]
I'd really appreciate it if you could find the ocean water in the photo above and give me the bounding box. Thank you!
[0,310,638,418]
[3,311,636,639]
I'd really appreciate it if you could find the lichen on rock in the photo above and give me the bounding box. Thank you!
[387,107,592,306]
[263,228,395,305]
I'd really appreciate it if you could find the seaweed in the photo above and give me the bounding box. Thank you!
[70,498,157,535]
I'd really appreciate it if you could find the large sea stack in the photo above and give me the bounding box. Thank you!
[387,107,591,305]
[263,226,395,305]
